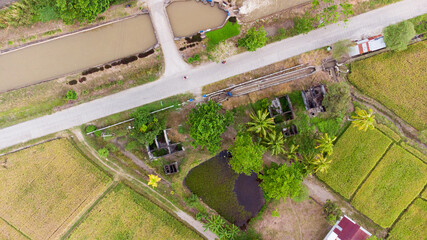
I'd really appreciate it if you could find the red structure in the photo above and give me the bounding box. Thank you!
[324,215,371,240]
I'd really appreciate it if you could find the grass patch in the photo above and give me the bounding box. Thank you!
[206,21,241,49]
[317,125,392,199]
[0,139,111,240]
[375,123,401,142]
[185,155,251,224]
[388,198,427,240]
[408,13,427,34]
[348,42,427,130]
[67,183,202,239]
[351,144,427,227]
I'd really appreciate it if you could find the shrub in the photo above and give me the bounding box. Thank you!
[85,125,102,137]
[291,184,310,203]
[187,100,233,154]
[66,90,77,100]
[293,12,315,34]
[238,27,267,51]
[323,200,342,225]
[56,0,110,24]
[97,148,109,158]
[152,148,168,157]
[383,20,416,51]
[322,82,351,118]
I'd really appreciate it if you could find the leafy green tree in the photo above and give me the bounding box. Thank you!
[55,0,110,24]
[259,162,306,200]
[332,39,352,61]
[229,132,266,175]
[351,107,376,131]
[323,199,342,225]
[322,82,351,118]
[97,148,109,158]
[238,27,267,51]
[66,90,77,100]
[263,131,286,156]
[131,108,163,146]
[384,21,416,51]
[247,110,275,137]
[187,101,233,153]
[315,133,336,156]
[286,144,299,161]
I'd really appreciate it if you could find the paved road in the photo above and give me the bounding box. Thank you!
[147,0,190,75]
[0,0,426,150]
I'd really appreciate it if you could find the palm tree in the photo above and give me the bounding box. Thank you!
[247,109,275,137]
[315,133,337,156]
[351,107,376,131]
[286,144,299,162]
[263,131,286,156]
[310,154,332,174]
[148,174,161,188]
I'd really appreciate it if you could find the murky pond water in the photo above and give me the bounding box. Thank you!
[0,14,156,92]
[167,0,228,37]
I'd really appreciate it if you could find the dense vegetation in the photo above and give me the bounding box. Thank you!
[351,144,427,227]
[187,101,233,153]
[0,0,115,28]
[185,156,251,224]
[131,108,164,146]
[383,20,416,51]
[388,199,427,240]
[348,41,427,130]
[229,132,265,175]
[317,125,392,199]
[238,27,268,51]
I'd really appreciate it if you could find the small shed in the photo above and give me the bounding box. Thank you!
[348,35,386,57]
[324,215,372,240]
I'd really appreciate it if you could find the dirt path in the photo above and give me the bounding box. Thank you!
[71,129,217,240]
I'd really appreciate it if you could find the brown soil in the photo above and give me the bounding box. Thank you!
[251,198,331,240]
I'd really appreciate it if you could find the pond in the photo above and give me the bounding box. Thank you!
[185,150,265,227]
[0,14,156,92]
[166,0,228,37]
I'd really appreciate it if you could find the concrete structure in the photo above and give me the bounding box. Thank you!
[324,215,371,240]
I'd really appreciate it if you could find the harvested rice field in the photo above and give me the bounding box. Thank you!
[0,138,112,240]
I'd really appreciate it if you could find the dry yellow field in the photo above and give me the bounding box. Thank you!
[0,218,28,240]
[0,138,112,240]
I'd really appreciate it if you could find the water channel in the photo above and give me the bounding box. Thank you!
[167,0,228,37]
[0,14,156,92]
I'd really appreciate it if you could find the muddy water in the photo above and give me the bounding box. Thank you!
[167,1,227,37]
[0,14,156,92]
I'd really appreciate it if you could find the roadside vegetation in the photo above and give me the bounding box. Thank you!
[348,41,427,131]
[351,144,427,228]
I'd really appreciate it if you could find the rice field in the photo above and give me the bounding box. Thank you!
[351,144,427,227]
[317,125,392,199]
[348,42,427,130]
[67,184,202,240]
[388,198,427,240]
[0,138,112,240]
[0,218,28,240]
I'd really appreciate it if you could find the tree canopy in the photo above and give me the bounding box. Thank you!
[229,132,266,175]
[259,162,306,200]
[131,108,163,146]
[55,0,110,24]
[187,101,233,154]
[238,27,267,51]
[384,21,416,51]
[322,82,351,118]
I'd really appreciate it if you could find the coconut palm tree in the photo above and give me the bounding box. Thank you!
[148,174,161,188]
[263,131,286,156]
[310,154,332,174]
[286,144,299,162]
[247,109,275,137]
[351,107,376,131]
[315,133,337,156]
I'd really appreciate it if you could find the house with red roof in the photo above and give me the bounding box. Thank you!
[324,215,372,240]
